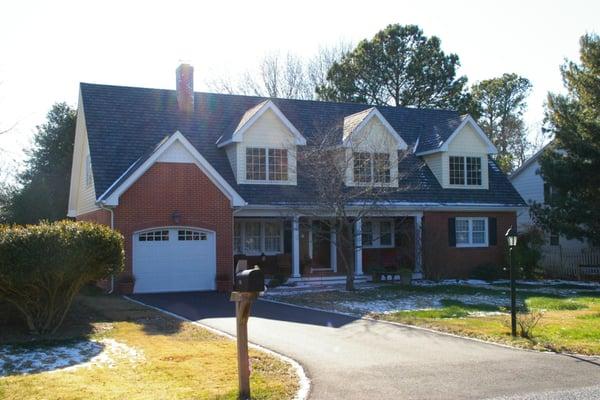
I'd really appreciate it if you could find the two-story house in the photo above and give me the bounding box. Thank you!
[68,64,525,293]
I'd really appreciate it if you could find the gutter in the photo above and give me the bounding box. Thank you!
[98,201,116,294]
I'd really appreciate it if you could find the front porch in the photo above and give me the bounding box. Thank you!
[233,214,423,283]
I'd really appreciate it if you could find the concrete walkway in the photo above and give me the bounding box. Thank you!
[132,292,600,400]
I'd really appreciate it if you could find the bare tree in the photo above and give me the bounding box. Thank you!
[290,119,408,291]
[306,41,352,92]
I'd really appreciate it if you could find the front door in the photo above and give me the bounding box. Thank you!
[311,221,331,268]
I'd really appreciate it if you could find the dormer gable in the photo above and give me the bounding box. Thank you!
[216,100,306,148]
[342,107,407,150]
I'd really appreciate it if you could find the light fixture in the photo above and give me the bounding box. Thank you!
[505,226,518,248]
[171,211,182,225]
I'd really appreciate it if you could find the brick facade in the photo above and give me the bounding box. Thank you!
[77,162,234,293]
[422,211,517,279]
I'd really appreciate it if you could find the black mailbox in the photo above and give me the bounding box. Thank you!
[234,266,265,292]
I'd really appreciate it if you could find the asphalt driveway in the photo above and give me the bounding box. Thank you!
[132,291,600,400]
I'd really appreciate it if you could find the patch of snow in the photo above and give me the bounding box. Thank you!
[0,338,143,376]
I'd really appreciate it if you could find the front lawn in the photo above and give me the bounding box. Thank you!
[0,289,298,400]
[265,282,600,355]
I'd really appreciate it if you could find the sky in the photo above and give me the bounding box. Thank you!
[0,0,598,176]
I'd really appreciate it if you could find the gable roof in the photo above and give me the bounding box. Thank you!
[343,107,407,150]
[415,115,497,155]
[80,83,525,208]
[215,99,306,147]
[509,142,551,180]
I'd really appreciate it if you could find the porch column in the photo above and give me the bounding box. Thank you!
[308,220,313,259]
[330,226,337,272]
[292,216,301,278]
[414,213,423,279]
[354,218,363,276]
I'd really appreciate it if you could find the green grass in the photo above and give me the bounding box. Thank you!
[0,291,298,400]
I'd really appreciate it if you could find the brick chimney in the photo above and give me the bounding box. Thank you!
[176,64,194,113]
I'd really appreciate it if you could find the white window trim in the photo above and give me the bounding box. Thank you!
[362,219,395,249]
[352,152,394,187]
[245,146,290,183]
[234,219,285,255]
[455,217,489,248]
[449,155,483,187]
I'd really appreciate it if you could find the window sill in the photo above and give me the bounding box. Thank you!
[456,244,489,248]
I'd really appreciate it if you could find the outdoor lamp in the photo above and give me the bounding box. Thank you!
[260,252,267,262]
[505,226,518,248]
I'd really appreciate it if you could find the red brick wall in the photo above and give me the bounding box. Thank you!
[104,162,233,292]
[422,211,516,279]
[77,209,112,226]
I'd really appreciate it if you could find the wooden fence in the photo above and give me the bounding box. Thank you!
[540,246,600,279]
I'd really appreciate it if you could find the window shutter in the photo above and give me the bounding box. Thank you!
[489,217,497,245]
[448,218,456,247]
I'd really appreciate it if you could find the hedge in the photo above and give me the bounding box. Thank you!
[0,220,124,334]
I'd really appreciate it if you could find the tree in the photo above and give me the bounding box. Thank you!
[3,103,76,224]
[471,73,533,172]
[208,44,350,100]
[316,24,473,114]
[531,34,600,245]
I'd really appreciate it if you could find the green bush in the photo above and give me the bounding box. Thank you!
[470,263,505,282]
[0,220,124,334]
[513,227,544,279]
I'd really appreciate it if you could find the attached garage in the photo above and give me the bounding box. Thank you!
[132,227,216,293]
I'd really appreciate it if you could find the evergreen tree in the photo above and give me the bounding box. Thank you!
[531,34,600,245]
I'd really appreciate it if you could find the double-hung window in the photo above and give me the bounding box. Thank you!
[246,147,288,182]
[455,217,488,247]
[353,152,391,184]
[234,220,283,254]
[362,220,394,248]
[449,156,482,186]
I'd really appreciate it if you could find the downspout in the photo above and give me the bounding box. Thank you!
[99,202,116,294]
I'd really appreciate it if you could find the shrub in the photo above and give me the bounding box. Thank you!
[470,263,505,282]
[513,227,544,279]
[0,220,124,334]
[504,311,544,339]
[267,274,288,288]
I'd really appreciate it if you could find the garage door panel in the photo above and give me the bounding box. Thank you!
[133,228,216,293]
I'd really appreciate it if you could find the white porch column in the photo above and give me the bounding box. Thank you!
[330,226,337,272]
[414,213,423,279]
[292,216,301,278]
[308,220,313,259]
[354,218,363,276]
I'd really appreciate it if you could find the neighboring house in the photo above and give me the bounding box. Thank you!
[510,145,588,251]
[68,64,525,294]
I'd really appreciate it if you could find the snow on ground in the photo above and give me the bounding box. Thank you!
[0,338,143,376]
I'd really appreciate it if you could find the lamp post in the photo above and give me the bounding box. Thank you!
[505,226,518,337]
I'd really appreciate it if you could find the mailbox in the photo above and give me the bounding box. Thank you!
[234,266,265,292]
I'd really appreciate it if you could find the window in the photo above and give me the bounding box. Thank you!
[449,156,465,185]
[455,218,488,247]
[246,147,289,182]
[353,152,372,183]
[246,147,266,180]
[362,221,373,246]
[466,157,482,185]
[235,220,284,255]
[85,155,93,187]
[353,152,392,184]
[268,149,288,181]
[449,156,482,186]
[362,220,394,248]
[139,230,169,242]
[374,153,391,183]
[178,230,207,241]
[244,222,261,253]
[264,221,282,252]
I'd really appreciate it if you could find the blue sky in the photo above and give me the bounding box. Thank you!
[0,0,598,173]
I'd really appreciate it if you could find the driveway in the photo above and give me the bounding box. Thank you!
[132,292,600,400]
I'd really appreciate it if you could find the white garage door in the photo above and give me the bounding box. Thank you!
[133,228,216,293]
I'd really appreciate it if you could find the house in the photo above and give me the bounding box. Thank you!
[68,64,525,293]
[510,145,590,251]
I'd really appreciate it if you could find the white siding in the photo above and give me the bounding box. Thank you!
[423,153,443,186]
[232,108,298,185]
[442,123,490,189]
[157,141,196,163]
[68,97,99,216]
[225,144,237,177]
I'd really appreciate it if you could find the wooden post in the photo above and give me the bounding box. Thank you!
[230,291,258,400]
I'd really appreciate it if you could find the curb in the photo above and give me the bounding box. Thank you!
[123,296,310,400]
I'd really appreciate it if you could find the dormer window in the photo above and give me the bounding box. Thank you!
[246,147,289,182]
[353,152,391,184]
[449,156,482,186]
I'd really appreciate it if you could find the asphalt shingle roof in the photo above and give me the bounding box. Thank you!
[81,83,525,207]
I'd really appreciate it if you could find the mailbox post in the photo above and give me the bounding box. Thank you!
[230,266,265,400]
